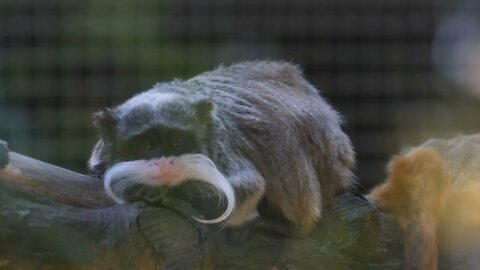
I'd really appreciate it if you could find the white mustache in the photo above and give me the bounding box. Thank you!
[104,154,235,224]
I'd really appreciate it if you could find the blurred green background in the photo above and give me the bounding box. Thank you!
[1,0,479,189]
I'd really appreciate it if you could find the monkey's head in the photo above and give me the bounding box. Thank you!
[89,86,235,223]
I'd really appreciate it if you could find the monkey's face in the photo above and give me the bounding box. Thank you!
[90,90,214,173]
[88,89,235,223]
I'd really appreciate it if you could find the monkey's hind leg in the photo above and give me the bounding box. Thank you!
[225,169,266,227]
[221,164,310,237]
[221,168,269,241]
[368,147,452,270]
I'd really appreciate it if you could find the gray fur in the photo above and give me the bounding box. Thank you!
[90,61,355,234]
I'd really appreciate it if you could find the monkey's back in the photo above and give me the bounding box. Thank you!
[184,61,355,230]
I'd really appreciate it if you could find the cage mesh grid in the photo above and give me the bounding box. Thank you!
[0,0,478,188]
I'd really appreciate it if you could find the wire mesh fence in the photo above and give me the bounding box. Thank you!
[0,0,478,188]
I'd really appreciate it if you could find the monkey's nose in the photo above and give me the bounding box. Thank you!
[150,157,183,185]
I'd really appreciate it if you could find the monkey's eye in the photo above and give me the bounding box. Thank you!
[142,140,153,151]
[172,137,184,147]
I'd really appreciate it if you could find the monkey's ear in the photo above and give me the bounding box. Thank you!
[195,99,214,122]
[92,109,117,140]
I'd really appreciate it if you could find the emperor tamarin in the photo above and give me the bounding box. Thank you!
[89,61,355,234]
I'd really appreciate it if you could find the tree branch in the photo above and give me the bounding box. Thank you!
[0,151,113,208]
[0,140,405,269]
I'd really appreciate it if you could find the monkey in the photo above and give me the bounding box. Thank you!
[367,147,451,270]
[89,61,355,235]
[367,135,480,270]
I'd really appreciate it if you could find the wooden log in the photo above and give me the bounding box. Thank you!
[0,140,404,269]
[0,151,113,208]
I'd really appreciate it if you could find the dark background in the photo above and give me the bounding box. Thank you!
[1,0,479,189]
